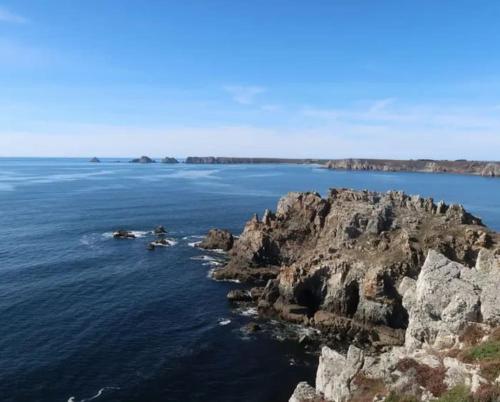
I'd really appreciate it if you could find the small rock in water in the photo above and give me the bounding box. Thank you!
[199,229,234,251]
[113,230,136,239]
[243,322,262,333]
[227,289,252,303]
[154,225,167,235]
[147,243,155,251]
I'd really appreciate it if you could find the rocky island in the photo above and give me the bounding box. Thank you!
[160,157,179,164]
[130,156,156,163]
[201,188,500,401]
[89,157,100,163]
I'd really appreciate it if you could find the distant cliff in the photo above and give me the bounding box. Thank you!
[325,158,500,177]
[185,156,326,164]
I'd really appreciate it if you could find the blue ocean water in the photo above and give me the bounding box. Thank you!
[0,158,499,402]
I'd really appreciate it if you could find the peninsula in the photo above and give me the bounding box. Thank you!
[201,188,500,401]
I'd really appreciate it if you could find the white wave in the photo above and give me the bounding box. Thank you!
[238,307,258,317]
[191,255,216,261]
[150,238,177,247]
[202,261,222,267]
[102,230,149,239]
[218,318,231,326]
[205,268,240,283]
[67,386,120,402]
[188,241,201,247]
[182,235,205,240]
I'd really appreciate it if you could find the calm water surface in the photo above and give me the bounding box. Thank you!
[0,158,499,402]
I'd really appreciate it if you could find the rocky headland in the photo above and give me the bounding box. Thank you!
[201,188,500,401]
[185,156,326,164]
[325,159,500,178]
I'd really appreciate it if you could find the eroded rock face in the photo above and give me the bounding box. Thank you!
[216,189,498,344]
[290,251,500,402]
[198,229,234,251]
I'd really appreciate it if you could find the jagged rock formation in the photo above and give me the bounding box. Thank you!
[290,250,500,401]
[160,157,179,163]
[214,189,499,347]
[325,159,500,178]
[89,157,100,163]
[198,229,234,251]
[130,156,155,163]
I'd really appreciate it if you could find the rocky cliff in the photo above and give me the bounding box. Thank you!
[325,159,500,177]
[203,188,500,400]
[290,249,500,401]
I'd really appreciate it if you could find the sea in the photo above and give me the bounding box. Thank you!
[0,158,499,402]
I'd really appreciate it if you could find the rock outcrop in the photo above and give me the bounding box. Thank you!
[325,159,500,178]
[199,229,234,251]
[89,157,100,163]
[130,156,155,163]
[291,250,500,401]
[113,229,136,239]
[214,189,497,346]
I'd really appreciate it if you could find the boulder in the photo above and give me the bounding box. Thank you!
[199,229,234,251]
[226,289,252,302]
[289,382,321,402]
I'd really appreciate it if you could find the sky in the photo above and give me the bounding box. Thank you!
[1,0,500,159]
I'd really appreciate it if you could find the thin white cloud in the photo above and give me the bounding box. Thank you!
[368,97,396,113]
[0,6,28,24]
[224,85,266,105]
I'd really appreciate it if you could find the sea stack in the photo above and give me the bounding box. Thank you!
[89,157,100,163]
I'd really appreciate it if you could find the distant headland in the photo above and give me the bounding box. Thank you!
[89,156,500,177]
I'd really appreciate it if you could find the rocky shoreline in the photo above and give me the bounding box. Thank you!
[325,159,500,178]
[200,188,500,401]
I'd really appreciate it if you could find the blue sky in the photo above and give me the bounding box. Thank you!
[1,1,500,158]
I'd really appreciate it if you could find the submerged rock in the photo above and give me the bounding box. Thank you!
[154,225,167,235]
[243,322,262,333]
[199,229,234,251]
